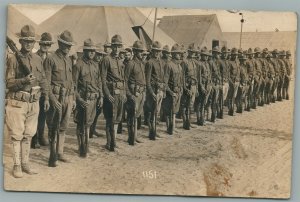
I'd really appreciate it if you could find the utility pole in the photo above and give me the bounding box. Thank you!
[239,12,245,49]
[152,8,158,42]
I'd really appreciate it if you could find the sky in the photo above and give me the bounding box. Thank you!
[12,4,297,32]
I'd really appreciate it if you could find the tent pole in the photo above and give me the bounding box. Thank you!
[152,8,158,42]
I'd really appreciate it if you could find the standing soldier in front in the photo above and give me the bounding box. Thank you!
[145,41,165,140]
[236,54,249,113]
[44,30,76,166]
[124,40,147,145]
[73,39,103,157]
[227,48,241,116]
[219,46,230,117]
[277,50,287,101]
[101,35,127,151]
[181,43,198,130]
[31,32,55,149]
[164,44,183,134]
[283,50,292,100]
[6,25,50,177]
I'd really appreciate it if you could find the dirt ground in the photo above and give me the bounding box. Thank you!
[3,83,294,199]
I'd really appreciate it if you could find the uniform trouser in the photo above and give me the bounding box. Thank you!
[228,81,240,115]
[271,77,279,102]
[195,84,212,125]
[264,78,273,104]
[258,78,266,106]
[210,83,220,122]
[46,95,73,166]
[163,91,182,134]
[236,84,249,113]
[32,96,46,147]
[145,89,164,140]
[90,105,102,137]
[252,78,261,108]
[75,98,97,156]
[181,85,197,129]
[126,92,145,145]
[277,76,284,101]
[5,99,39,166]
[283,76,290,99]
[103,92,125,150]
[219,82,229,116]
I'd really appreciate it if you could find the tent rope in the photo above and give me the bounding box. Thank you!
[141,8,154,26]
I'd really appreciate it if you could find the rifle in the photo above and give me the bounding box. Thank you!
[48,86,66,167]
[6,36,32,76]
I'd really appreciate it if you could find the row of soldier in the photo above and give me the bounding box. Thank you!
[5,25,292,178]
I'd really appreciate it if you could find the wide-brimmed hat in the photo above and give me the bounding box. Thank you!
[111,34,123,45]
[39,32,55,45]
[238,48,243,54]
[262,48,268,54]
[162,45,170,53]
[95,43,107,55]
[151,41,162,51]
[212,46,221,53]
[57,30,76,46]
[272,49,279,54]
[132,40,146,51]
[221,46,229,53]
[16,25,38,41]
[82,38,97,50]
[104,42,111,48]
[171,43,182,53]
[246,48,254,55]
[200,47,211,56]
[187,43,198,52]
[254,47,261,53]
[231,48,238,55]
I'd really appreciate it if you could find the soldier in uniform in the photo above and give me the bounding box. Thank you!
[283,50,292,100]
[236,54,249,113]
[271,49,280,102]
[210,47,222,121]
[73,39,103,157]
[104,42,112,54]
[195,48,212,126]
[265,52,275,104]
[277,51,287,101]
[101,35,127,151]
[260,48,270,105]
[31,32,55,149]
[124,40,147,145]
[44,30,76,166]
[253,47,263,108]
[6,25,50,177]
[163,44,183,134]
[180,43,198,129]
[145,41,166,140]
[90,44,107,138]
[245,48,255,111]
[227,48,240,116]
[219,46,230,117]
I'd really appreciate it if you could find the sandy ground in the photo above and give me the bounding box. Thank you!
[3,83,294,199]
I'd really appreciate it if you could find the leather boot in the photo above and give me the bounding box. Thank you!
[105,126,112,151]
[48,129,57,167]
[21,137,38,175]
[11,140,23,178]
[31,135,40,149]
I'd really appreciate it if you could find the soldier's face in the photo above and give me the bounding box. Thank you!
[40,43,51,53]
[59,42,72,55]
[119,52,125,59]
[173,53,181,60]
[125,52,132,61]
[111,45,122,56]
[104,46,112,54]
[152,50,161,59]
[201,55,207,61]
[187,51,194,58]
[248,54,253,59]
[94,53,103,63]
[221,52,227,59]
[135,50,143,60]
[231,54,237,60]
[84,49,95,60]
[20,39,35,52]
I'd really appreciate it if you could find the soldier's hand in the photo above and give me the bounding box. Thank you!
[44,100,50,112]
[72,100,76,111]
[108,95,115,103]
[98,97,103,108]
[79,99,89,108]
[23,74,36,84]
[53,100,62,111]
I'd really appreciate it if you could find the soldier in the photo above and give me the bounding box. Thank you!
[104,42,112,54]
[124,48,133,66]
[227,48,240,116]
[283,50,292,100]
[101,35,127,151]
[195,48,212,126]
[145,41,165,140]
[44,30,76,166]
[245,48,255,111]
[253,47,263,108]
[163,44,184,134]
[124,40,147,145]
[31,32,55,149]
[180,43,198,130]
[210,46,222,121]
[73,39,103,157]
[265,52,275,104]
[219,46,230,117]
[271,49,280,102]
[260,48,270,105]
[6,25,50,177]
[236,55,249,113]
[277,50,287,101]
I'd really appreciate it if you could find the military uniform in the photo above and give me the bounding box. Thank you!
[277,51,287,101]
[124,41,146,145]
[163,44,183,134]
[195,49,212,126]
[181,43,198,130]
[270,50,280,102]
[227,48,240,116]
[44,30,76,166]
[101,35,126,151]
[253,48,263,108]
[283,51,292,100]
[73,39,102,157]
[245,49,256,110]
[236,56,249,113]
[145,41,166,140]
[265,54,275,104]
[6,25,49,177]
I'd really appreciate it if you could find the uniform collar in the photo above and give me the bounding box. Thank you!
[82,55,93,65]
[20,48,32,58]
[56,49,68,59]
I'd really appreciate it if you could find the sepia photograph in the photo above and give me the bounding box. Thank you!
[3,3,297,199]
